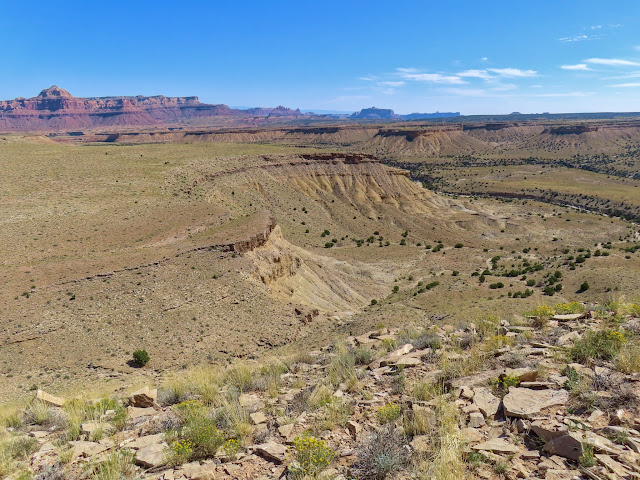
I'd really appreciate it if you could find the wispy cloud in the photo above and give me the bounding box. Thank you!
[397,69,466,85]
[377,81,405,87]
[396,67,418,73]
[605,71,640,80]
[487,68,538,78]
[585,58,640,66]
[561,64,591,71]
[440,88,592,98]
[608,82,640,88]
[559,34,591,43]
[359,76,376,81]
[457,69,493,80]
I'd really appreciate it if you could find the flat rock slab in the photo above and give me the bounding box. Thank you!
[136,441,168,468]
[394,355,421,367]
[375,344,414,368]
[472,438,519,454]
[250,412,268,425]
[473,387,501,418]
[253,441,287,463]
[127,406,157,419]
[543,432,583,461]
[125,433,165,450]
[70,440,108,459]
[552,313,585,321]
[36,389,64,407]
[503,388,568,419]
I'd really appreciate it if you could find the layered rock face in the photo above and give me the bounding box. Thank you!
[0,86,305,131]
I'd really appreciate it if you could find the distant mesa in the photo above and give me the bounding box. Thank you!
[0,88,461,133]
[350,106,460,121]
[350,107,399,120]
[0,86,309,132]
[38,85,73,98]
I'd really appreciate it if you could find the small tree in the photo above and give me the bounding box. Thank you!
[579,281,590,292]
[132,350,150,367]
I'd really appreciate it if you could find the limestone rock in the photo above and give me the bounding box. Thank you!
[472,438,519,454]
[468,412,485,428]
[347,420,361,440]
[250,412,268,425]
[177,461,216,480]
[503,388,568,419]
[552,313,585,321]
[473,387,501,418]
[278,423,295,441]
[129,386,158,408]
[136,441,168,468]
[542,432,583,461]
[125,433,165,450]
[253,441,287,463]
[70,440,108,459]
[35,389,64,407]
[375,344,414,368]
[462,427,484,443]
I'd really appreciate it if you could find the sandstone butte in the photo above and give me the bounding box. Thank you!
[0,85,306,131]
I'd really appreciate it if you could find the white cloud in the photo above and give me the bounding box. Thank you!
[377,81,405,87]
[590,25,603,30]
[532,92,593,97]
[487,68,538,78]
[585,58,640,66]
[561,64,591,71]
[396,67,418,73]
[608,82,640,87]
[439,88,592,99]
[398,71,466,85]
[559,34,590,42]
[480,57,488,61]
[457,69,493,79]
[605,71,640,80]
[359,76,376,81]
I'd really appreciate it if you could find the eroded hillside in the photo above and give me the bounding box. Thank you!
[0,140,637,406]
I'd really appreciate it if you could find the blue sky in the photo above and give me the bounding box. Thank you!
[2,1,640,114]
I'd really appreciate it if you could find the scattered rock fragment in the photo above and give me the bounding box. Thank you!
[35,389,64,407]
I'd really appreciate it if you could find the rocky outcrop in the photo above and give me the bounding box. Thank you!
[0,86,309,131]
[546,125,598,135]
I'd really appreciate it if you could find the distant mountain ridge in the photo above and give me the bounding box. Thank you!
[350,106,460,120]
[0,86,307,131]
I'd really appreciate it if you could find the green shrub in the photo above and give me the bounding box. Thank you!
[354,425,407,480]
[376,403,402,424]
[570,329,626,364]
[167,439,194,467]
[291,434,336,478]
[354,346,373,365]
[132,349,150,367]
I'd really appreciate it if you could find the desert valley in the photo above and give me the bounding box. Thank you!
[0,79,640,480]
